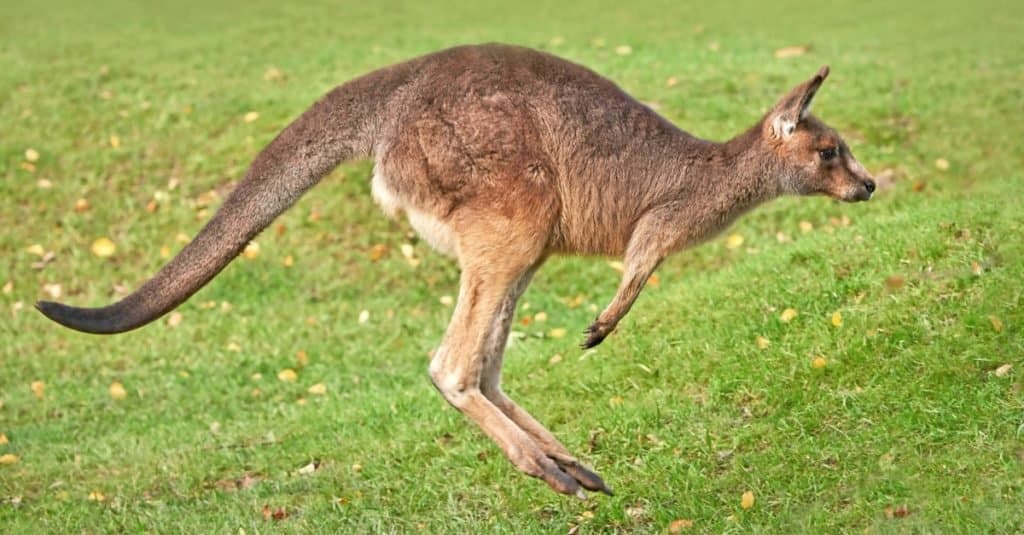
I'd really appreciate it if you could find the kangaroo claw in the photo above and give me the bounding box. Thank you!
[581,322,610,349]
[539,458,582,496]
[555,457,614,496]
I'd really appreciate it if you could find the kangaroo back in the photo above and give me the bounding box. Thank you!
[37,64,411,333]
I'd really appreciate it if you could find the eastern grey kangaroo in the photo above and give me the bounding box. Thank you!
[38,43,875,498]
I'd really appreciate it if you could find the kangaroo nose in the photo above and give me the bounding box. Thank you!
[863,179,876,194]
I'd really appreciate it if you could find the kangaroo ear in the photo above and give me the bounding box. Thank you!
[769,65,830,140]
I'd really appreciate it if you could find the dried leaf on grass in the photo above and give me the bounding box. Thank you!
[108,381,127,400]
[296,460,321,475]
[668,519,694,532]
[741,490,755,509]
[262,504,290,521]
[774,45,810,58]
[884,504,911,518]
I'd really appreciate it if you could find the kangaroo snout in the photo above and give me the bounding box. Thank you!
[859,178,876,200]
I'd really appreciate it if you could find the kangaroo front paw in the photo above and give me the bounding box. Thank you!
[581,321,611,349]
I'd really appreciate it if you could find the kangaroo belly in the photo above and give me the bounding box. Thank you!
[371,170,459,258]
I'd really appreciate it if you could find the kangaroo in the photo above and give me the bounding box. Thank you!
[37,43,875,498]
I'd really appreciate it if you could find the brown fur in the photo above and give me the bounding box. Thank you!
[38,43,875,497]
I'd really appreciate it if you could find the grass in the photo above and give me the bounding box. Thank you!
[2,0,1022,532]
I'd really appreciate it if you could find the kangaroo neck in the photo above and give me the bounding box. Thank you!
[661,123,783,217]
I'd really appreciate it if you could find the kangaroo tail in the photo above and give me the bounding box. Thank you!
[37,78,386,334]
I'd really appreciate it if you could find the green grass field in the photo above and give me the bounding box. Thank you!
[2,0,1022,532]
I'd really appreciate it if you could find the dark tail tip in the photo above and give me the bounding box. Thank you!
[36,300,135,335]
[36,300,70,323]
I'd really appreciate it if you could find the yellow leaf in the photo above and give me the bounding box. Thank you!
[108,381,127,400]
[88,490,106,501]
[741,490,755,509]
[90,237,117,258]
[548,327,567,339]
[725,233,744,250]
[263,67,284,81]
[26,244,45,256]
[31,380,45,399]
[282,254,294,267]
[368,243,388,262]
[971,261,983,276]
[43,283,62,299]
[549,354,563,365]
[812,356,827,369]
[307,383,327,395]
[25,148,40,162]
[755,336,770,349]
[994,363,1012,377]
[774,45,809,59]
[831,311,843,327]
[439,295,454,306]
[242,242,260,259]
[934,158,950,171]
[2,281,12,294]
[615,45,633,56]
[669,518,694,532]
[533,312,548,323]
[607,260,625,272]
[0,453,19,465]
[244,111,259,122]
[358,310,370,324]
[799,221,813,233]
[166,311,183,327]
[780,308,798,322]
[73,198,91,213]
[0,433,7,445]
[609,395,624,407]
[109,135,120,149]
[277,369,298,382]
[988,315,1003,333]
[159,245,171,258]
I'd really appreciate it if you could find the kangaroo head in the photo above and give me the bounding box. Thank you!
[762,66,875,202]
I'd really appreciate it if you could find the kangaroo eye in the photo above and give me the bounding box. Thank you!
[819,148,838,161]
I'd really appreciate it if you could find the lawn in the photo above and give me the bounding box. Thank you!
[2,0,1022,532]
